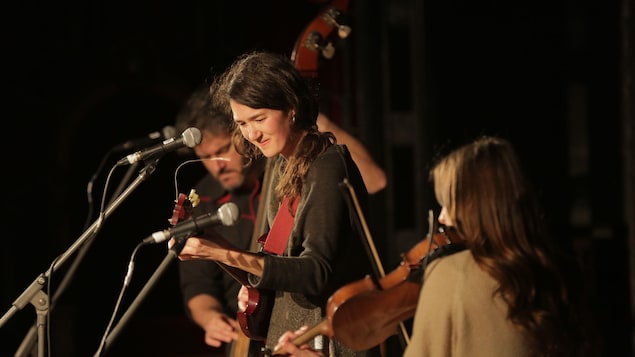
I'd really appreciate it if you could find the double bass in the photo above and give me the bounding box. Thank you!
[291,0,351,79]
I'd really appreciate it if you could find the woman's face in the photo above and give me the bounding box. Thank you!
[230,99,295,158]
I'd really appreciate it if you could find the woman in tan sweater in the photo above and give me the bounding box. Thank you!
[275,136,595,357]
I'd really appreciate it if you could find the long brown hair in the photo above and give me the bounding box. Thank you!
[211,50,335,201]
[431,136,594,356]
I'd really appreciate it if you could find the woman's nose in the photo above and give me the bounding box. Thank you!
[246,124,261,140]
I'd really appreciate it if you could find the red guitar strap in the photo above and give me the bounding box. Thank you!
[263,196,298,255]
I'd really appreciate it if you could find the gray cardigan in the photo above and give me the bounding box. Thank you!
[253,144,379,356]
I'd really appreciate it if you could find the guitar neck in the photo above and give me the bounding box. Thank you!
[220,158,273,288]
[215,261,251,286]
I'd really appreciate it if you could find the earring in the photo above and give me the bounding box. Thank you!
[292,116,296,124]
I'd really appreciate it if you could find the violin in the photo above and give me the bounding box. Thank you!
[271,226,466,355]
[326,227,465,350]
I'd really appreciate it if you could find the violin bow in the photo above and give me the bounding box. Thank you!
[339,178,410,347]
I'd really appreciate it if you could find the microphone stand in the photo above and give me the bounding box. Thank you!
[14,162,142,357]
[94,237,187,356]
[1,159,160,357]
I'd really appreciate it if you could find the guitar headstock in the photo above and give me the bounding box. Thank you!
[169,189,199,226]
[188,188,200,208]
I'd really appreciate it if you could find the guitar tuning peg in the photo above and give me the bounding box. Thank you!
[323,7,352,39]
[188,188,200,207]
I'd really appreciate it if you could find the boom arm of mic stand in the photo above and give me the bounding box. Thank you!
[2,160,159,357]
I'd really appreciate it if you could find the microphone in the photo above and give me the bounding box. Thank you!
[116,127,202,165]
[144,202,239,244]
[112,126,177,152]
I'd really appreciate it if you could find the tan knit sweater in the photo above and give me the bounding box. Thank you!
[404,250,535,357]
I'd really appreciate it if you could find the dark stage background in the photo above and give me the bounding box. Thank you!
[1,1,633,356]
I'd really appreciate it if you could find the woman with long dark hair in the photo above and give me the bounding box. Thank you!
[177,51,379,357]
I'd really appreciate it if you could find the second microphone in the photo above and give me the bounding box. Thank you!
[117,127,202,165]
[145,202,239,244]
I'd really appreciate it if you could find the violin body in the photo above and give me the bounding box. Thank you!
[328,277,421,350]
[272,229,465,355]
[325,229,465,351]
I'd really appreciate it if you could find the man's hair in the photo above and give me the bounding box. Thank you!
[175,84,234,137]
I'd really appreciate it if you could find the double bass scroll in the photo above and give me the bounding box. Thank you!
[291,0,352,78]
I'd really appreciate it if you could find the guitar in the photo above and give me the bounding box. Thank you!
[213,234,274,342]
[232,192,298,342]
[168,190,270,352]
[228,158,277,345]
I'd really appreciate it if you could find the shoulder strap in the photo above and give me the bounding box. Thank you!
[263,196,298,255]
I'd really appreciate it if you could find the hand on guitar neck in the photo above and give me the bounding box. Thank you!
[168,191,254,352]
[175,208,274,350]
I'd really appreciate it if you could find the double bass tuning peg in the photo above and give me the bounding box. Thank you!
[323,7,352,39]
[304,32,336,59]
[294,3,351,67]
